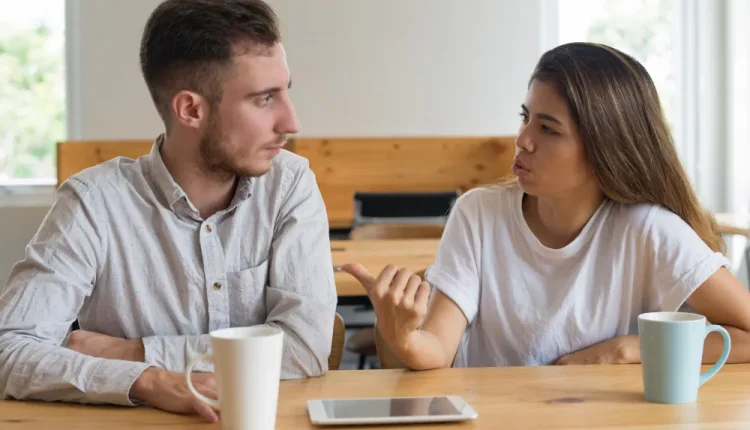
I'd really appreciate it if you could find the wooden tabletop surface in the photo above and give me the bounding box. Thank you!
[331,239,439,297]
[3,364,750,429]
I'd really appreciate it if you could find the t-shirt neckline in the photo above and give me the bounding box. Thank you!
[511,188,610,259]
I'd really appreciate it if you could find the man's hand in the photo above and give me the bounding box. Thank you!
[130,367,219,422]
[67,330,145,362]
[555,335,640,365]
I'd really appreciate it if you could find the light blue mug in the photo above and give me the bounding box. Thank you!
[638,311,731,404]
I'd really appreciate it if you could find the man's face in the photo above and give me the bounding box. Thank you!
[199,43,300,178]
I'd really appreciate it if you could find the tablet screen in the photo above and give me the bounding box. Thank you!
[322,396,461,419]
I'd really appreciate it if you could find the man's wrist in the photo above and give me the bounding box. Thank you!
[128,339,146,362]
[129,367,161,402]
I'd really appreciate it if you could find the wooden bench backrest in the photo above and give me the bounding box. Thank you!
[57,136,516,227]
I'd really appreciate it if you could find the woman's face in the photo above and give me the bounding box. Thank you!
[512,79,598,198]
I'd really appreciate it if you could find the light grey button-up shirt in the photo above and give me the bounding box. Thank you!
[0,138,337,406]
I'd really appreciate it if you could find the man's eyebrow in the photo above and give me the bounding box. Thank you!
[245,79,292,97]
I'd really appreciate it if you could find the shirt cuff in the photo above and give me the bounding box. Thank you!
[660,251,731,312]
[89,359,152,407]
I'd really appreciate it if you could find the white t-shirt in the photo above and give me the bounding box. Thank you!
[424,185,730,368]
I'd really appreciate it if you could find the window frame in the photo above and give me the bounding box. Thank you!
[542,0,731,212]
[0,0,79,206]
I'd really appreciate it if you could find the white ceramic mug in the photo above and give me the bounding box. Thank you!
[186,325,284,430]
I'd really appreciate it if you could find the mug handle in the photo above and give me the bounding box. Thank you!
[699,324,731,386]
[185,353,220,409]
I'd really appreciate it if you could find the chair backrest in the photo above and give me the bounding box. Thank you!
[328,312,346,371]
[349,223,445,241]
[353,190,459,227]
[293,136,515,228]
[57,140,152,186]
[56,136,516,228]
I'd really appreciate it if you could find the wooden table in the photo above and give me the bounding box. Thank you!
[4,364,750,429]
[715,212,750,237]
[331,239,439,297]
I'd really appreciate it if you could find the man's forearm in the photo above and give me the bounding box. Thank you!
[141,334,212,372]
[68,330,211,372]
[67,330,145,362]
[0,334,150,405]
[266,319,329,379]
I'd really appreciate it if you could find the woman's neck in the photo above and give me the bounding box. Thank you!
[522,187,605,249]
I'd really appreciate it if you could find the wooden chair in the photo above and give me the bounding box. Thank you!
[293,136,516,229]
[328,313,346,371]
[715,212,750,237]
[352,191,459,228]
[56,140,152,186]
[714,212,750,283]
[349,224,445,240]
[56,136,517,227]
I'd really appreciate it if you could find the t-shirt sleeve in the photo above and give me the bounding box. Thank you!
[424,191,482,324]
[643,206,731,312]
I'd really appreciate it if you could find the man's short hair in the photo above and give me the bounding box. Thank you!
[139,0,281,129]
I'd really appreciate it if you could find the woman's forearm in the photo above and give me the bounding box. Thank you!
[704,326,750,364]
[374,325,405,369]
[375,324,451,371]
[395,329,452,371]
[622,325,750,365]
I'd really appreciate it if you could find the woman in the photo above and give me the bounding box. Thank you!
[342,42,750,370]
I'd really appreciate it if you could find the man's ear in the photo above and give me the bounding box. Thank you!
[172,90,208,130]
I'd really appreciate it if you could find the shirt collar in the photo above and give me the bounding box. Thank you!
[145,134,253,218]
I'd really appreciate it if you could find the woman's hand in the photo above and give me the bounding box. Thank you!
[341,264,430,354]
[554,335,640,365]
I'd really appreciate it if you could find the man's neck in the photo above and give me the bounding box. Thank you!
[160,134,237,220]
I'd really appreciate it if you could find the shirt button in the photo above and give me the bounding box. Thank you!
[212,282,222,291]
[205,225,212,233]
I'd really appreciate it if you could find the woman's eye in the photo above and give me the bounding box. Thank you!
[541,124,557,135]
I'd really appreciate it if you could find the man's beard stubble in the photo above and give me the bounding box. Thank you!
[198,116,286,180]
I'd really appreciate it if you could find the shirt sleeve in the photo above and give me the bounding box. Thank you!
[424,190,483,324]
[141,334,212,372]
[643,206,731,312]
[265,162,338,378]
[0,179,151,406]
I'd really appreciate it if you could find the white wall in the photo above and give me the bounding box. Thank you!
[0,0,543,282]
[0,206,49,286]
[278,0,540,137]
[726,0,750,286]
[70,0,541,139]
[70,0,164,139]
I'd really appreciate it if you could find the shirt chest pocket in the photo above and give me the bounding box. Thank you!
[227,259,269,326]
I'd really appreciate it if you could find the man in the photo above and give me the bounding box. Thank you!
[0,0,336,422]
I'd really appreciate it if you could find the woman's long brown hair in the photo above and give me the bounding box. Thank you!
[511,42,724,253]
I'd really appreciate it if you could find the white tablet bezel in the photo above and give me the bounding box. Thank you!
[307,395,478,426]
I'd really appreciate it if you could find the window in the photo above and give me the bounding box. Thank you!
[555,0,748,276]
[0,0,66,186]
[557,0,681,150]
